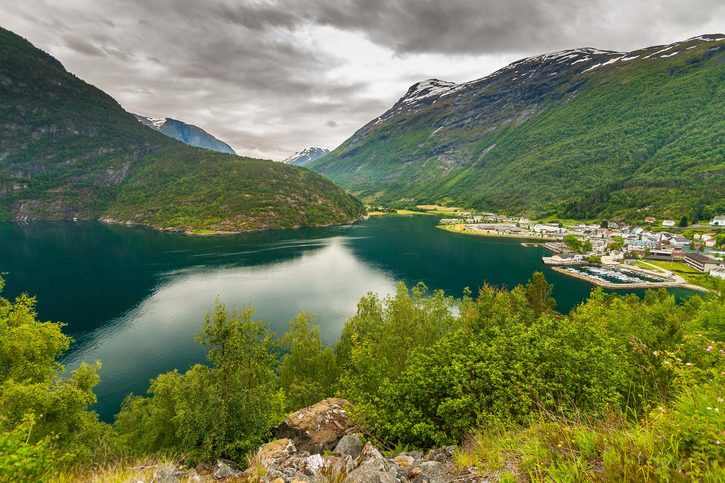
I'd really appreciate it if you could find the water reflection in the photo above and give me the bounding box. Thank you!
[65,239,396,419]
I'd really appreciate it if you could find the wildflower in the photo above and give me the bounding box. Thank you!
[658,406,665,413]
[653,351,659,356]
[706,345,713,352]
[707,407,712,410]
[685,362,693,366]
[664,361,671,365]
[718,397,723,403]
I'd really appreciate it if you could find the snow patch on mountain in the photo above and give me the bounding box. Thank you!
[400,79,458,105]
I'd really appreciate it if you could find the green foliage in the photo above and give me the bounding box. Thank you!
[679,215,689,227]
[114,300,281,462]
[336,282,457,400]
[334,277,725,452]
[0,278,109,470]
[607,235,624,252]
[312,38,725,221]
[563,234,592,253]
[279,313,338,411]
[525,272,557,317]
[0,415,55,482]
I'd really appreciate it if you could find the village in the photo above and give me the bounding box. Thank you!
[439,213,725,291]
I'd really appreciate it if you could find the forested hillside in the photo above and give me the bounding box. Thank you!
[0,27,364,231]
[311,35,725,221]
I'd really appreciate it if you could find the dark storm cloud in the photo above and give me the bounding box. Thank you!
[193,0,724,54]
[1,0,722,159]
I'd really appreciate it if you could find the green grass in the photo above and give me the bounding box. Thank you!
[637,259,718,289]
[456,397,725,482]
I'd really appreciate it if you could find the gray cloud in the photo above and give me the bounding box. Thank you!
[63,35,104,56]
[1,0,722,159]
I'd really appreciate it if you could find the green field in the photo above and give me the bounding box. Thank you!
[634,259,718,290]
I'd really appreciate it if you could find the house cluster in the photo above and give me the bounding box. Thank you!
[442,211,725,276]
[564,223,724,274]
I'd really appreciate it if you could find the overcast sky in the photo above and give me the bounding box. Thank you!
[2,1,723,160]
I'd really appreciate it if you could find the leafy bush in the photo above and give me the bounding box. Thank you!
[0,277,109,468]
[114,300,282,462]
[279,313,338,411]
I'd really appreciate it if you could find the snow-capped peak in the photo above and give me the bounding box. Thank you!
[283,147,330,166]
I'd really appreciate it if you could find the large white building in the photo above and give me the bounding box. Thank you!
[710,215,725,226]
[683,253,724,273]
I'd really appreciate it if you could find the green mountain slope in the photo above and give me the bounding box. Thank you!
[311,35,725,221]
[0,27,364,231]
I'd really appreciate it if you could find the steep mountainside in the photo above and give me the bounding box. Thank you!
[0,27,364,231]
[134,114,236,154]
[311,35,725,220]
[283,147,330,166]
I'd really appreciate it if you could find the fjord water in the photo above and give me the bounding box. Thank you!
[0,216,689,421]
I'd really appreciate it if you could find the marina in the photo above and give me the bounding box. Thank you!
[551,263,698,290]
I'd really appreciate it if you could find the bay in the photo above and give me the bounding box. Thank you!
[0,216,693,420]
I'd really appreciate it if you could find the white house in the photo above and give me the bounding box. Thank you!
[662,219,676,227]
[710,266,725,279]
[670,236,691,247]
[710,215,725,226]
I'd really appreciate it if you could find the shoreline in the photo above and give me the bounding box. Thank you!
[95,215,368,237]
[437,223,559,242]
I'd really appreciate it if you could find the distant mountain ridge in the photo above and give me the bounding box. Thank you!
[0,26,365,231]
[311,34,725,221]
[283,147,330,166]
[134,114,235,154]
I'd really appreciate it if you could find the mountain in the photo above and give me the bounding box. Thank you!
[283,147,330,166]
[310,35,725,221]
[0,27,365,231]
[134,114,236,154]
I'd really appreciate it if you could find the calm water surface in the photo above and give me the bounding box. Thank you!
[0,216,692,420]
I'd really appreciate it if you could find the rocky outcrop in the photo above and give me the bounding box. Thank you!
[237,399,482,482]
[274,398,355,453]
